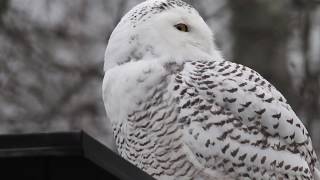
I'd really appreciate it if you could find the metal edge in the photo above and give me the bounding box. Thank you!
[81,131,155,180]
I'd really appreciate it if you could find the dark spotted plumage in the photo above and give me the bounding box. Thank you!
[107,59,318,180]
[174,60,318,179]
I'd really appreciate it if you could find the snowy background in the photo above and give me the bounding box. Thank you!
[0,0,319,153]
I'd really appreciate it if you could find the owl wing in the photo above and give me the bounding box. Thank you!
[173,60,317,179]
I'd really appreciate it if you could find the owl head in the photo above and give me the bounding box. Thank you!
[104,0,221,71]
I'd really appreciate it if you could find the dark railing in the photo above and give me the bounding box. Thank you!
[0,131,155,180]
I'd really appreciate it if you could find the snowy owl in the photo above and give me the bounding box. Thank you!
[102,0,320,179]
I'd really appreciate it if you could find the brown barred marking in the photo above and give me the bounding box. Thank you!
[221,144,230,154]
[287,119,294,124]
[231,148,239,157]
[217,129,233,141]
[239,153,247,161]
[223,97,237,103]
[285,165,291,170]
[270,160,277,166]
[277,161,284,168]
[239,82,247,87]
[241,101,252,108]
[256,93,265,99]
[272,113,282,119]
[255,108,266,115]
[261,156,266,164]
[273,123,279,129]
[248,86,257,92]
[226,88,238,93]
[264,97,274,103]
[251,154,258,162]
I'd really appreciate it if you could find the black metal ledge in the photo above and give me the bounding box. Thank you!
[0,131,155,180]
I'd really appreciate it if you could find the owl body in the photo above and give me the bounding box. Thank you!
[102,0,319,179]
[103,58,317,179]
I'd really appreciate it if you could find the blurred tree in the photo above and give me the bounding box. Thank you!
[228,0,320,152]
[0,0,123,149]
[0,0,9,24]
[290,0,320,136]
[228,0,295,106]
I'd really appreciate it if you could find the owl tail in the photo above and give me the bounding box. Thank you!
[314,168,320,180]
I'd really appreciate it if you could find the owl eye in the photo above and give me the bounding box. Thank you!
[174,23,189,32]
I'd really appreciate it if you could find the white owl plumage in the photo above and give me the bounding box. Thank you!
[102,0,320,179]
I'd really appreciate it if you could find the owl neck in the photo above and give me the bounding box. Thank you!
[104,30,224,72]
